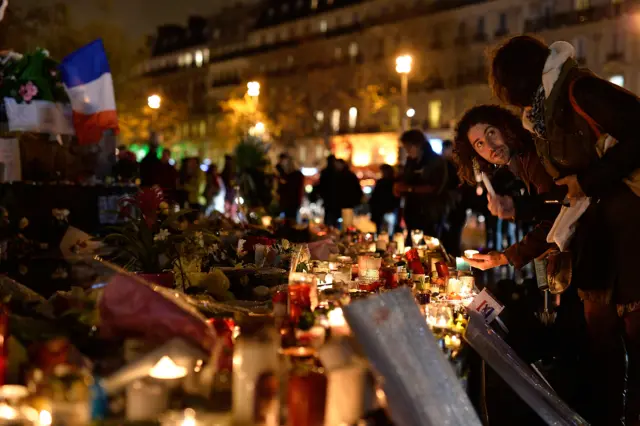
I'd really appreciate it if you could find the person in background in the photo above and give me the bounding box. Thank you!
[221,155,237,217]
[139,136,160,187]
[490,36,640,425]
[441,140,465,257]
[277,154,304,222]
[205,164,226,215]
[316,155,340,227]
[369,164,399,234]
[394,129,450,239]
[336,159,363,214]
[276,153,288,177]
[180,157,206,213]
[113,145,138,183]
[156,149,178,195]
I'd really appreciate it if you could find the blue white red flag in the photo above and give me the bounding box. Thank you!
[59,39,119,145]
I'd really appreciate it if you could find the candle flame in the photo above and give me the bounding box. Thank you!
[149,356,188,380]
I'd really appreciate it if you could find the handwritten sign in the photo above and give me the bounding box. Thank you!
[467,288,504,324]
[0,138,21,182]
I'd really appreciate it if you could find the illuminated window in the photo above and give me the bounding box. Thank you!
[287,55,294,65]
[184,53,193,66]
[331,109,341,132]
[203,49,210,63]
[348,107,358,129]
[609,74,624,87]
[199,120,207,137]
[178,55,185,66]
[182,123,189,138]
[311,0,318,9]
[300,145,307,162]
[315,111,324,123]
[390,105,399,129]
[428,100,442,129]
[575,0,589,10]
[195,50,204,67]
[320,20,328,32]
[349,42,359,57]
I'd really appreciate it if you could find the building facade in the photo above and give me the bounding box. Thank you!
[138,0,639,166]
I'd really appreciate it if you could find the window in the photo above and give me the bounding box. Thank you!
[203,49,210,63]
[331,109,340,132]
[428,100,442,129]
[315,145,324,160]
[477,16,485,35]
[195,50,204,67]
[281,28,289,40]
[182,123,189,138]
[300,145,307,163]
[320,20,328,32]
[184,52,193,66]
[575,0,589,10]
[609,74,624,87]
[348,107,357,129]
[199,120,207,137]
[311,0,318,9]
[498,13,507,33]
[335,47,342,59]
[315,111,324,123]
[349,42,359,57]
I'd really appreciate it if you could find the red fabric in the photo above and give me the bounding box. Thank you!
[72,110,119,145]
[99,274,217,352]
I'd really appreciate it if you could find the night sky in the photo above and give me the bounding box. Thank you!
[19,0,255,39]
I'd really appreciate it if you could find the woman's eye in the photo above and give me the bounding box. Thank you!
[475,141,484,148]
[487,129,495,137]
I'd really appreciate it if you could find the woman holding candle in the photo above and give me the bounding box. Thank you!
[453,104,563,271]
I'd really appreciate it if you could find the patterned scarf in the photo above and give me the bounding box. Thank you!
[526,85,547,139]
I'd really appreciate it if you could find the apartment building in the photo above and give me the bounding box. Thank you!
[138,0,639,165]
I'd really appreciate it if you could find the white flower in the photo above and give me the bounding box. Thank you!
[282,239,291,250]
[154,228,170,242]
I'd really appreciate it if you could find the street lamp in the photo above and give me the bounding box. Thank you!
[147,94,161,110]
[395,55,412,132]
[247,81,261,98]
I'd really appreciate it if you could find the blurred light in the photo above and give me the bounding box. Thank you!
[352,152,371,167]
[406,108,416,118]
[361,178,376,187]
[305,184,313,193]
[169,159,176,166]
[395,55,412,74]
[200,164,209,172]
[429,138,443,154]
[194,50,204,67]
[363,186,373,195]
[478,215,485,223]
[609,74,624,87]
[39,410,52,426]
[147,94,161,110]
[348,107,358,129]
[385,153,397,165]
[247,81,261,97]
[255,122,265,133]
[301,167,318,177]
[203,158,212,165]
[476,186,484,196]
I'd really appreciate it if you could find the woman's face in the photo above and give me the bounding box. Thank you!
[467,123,511,165]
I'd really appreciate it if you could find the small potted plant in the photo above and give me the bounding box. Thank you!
[101,186,190,287]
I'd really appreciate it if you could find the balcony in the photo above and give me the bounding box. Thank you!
[524,2,627,32]
[455,67,487,87]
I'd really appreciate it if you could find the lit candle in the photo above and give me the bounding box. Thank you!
[328,308,350,336]
[464,250,479,259]
[460,276,475,295]
[261,216,273,228]
[149,356,188,380]
[126,379,169,421]
[447,278,462,295]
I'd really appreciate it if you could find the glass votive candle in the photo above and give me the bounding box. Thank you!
[410,230,424,248]
[460,276,475,295]
[288,273,318,323]
[447,278,463,295]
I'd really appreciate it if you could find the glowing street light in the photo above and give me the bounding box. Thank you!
[147,94,161,110]
[406,108,416,118]
[247,81,261,97]
[254,121,265,133]
[395,55,413,74]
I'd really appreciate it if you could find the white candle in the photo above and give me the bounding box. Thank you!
[447,278,463,294]
[126,379,169,421]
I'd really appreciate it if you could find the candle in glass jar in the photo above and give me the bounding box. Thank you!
[126,379,169,421]
[392,233,405,255]
[460,276,475,295]
[288,273,318,323]
[447,278,463,295]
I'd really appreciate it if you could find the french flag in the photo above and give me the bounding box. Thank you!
[59,39,119,145]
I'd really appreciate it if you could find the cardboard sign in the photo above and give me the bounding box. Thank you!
[0,138,21,182]
[467,288,504,324]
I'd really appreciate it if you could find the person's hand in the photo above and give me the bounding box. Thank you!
[555,175,585,206]
[464,251,509,271]
[487,193,515,219]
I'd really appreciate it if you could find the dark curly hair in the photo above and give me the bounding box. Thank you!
[489,35,550,107]
[453,105,535,185]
